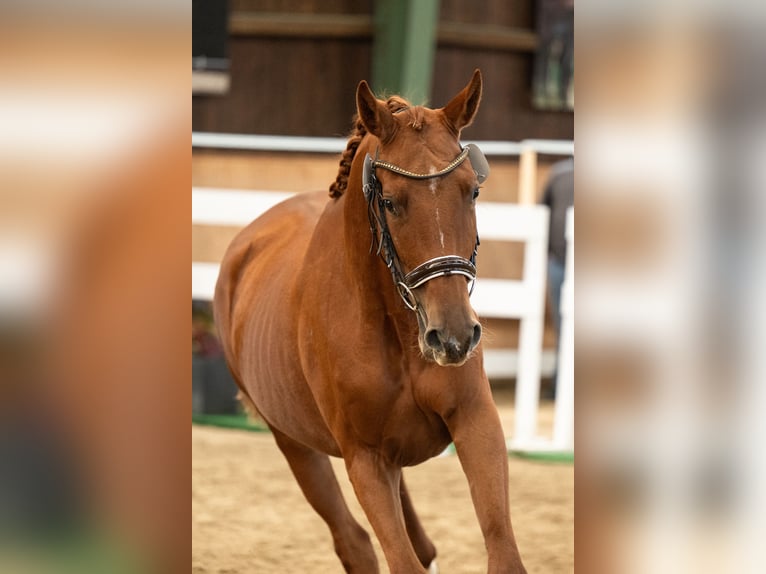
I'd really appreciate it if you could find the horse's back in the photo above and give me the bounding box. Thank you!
[214,190,339,452]
[215,190,324,349]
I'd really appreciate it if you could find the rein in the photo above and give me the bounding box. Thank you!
[362,144,489,311]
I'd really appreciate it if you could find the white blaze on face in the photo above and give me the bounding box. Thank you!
[429,166,445,251]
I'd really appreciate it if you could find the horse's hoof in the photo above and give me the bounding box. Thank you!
[428,560,439,574]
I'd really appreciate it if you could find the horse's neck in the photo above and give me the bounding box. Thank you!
[339,169,418,343]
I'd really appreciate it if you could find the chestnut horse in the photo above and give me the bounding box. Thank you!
[214,70,526,573]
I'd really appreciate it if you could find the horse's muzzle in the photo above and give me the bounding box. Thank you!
[423,321,482,366]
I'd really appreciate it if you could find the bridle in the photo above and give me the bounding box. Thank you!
[362,143,489,311]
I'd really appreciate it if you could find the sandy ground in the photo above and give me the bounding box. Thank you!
[192,388,573,574]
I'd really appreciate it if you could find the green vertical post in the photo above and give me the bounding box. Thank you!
[372,0,406,96]
[372,0,440,105]
[400,0,440,104]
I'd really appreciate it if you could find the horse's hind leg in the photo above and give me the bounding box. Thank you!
[400,477,438,571]
[270,427,379,573]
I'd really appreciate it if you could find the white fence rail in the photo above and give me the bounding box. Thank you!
[192,188,295,300]
[192,132,575,158]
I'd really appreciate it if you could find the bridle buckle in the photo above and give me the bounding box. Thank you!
[396,282,419,311]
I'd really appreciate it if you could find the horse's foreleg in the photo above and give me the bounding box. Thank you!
[445,396,527,574]
[400,476,438,570]
[345,450,428,574]
[271,428,378,573]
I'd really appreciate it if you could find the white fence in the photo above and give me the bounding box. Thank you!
[553,207,574,451]
[506,207,574,454]
[192,189,293,300]
[192,132,574,157]
[471,204,551,427]
[192,133,574,455]
[192,191,550,383]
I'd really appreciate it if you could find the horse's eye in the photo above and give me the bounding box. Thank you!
[383,199,397,214]
[472,188,480,201]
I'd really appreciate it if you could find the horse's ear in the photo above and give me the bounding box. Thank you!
[442,69,483,134]
[356,80,395,142]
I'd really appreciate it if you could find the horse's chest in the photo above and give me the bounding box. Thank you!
[348,394,451,466]
[306,316,452,464]
[383,423,451,466]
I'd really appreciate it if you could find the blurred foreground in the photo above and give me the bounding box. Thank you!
[577,1,766,572]
[0,4,189,573]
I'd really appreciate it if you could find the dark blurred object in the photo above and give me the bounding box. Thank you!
[0,417,81,540]
[192,301,238,414]
[0,328,82,541]
[533,0,574,110]
[192,356,239,415]
[542,157,574,267]
[192,0,229,94]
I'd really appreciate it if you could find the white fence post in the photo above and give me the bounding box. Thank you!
[510,208,548,449]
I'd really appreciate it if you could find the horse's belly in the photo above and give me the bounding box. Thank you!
[242,284,341,453]
[241,308,340,455]
[219,192,341,455]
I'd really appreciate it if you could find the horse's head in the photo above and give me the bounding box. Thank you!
[355,70,488,367]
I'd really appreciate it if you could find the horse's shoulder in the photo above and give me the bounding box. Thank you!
[222,191,328,263]
[215,191,329,333]
[269,190,329,222]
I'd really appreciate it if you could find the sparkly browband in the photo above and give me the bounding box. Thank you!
[373,147,471,180]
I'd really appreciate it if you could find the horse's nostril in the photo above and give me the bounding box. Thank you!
[425,328,442,351]
[471,323,482,349]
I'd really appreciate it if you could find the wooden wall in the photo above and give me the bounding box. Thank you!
[192,1,573,141]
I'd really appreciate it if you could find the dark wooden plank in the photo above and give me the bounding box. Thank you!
[438,21,537,52]
[230,12,373,39]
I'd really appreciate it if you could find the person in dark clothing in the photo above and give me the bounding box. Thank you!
[541,157,573,396]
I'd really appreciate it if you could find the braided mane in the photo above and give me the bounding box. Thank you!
[329,95,414,198]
